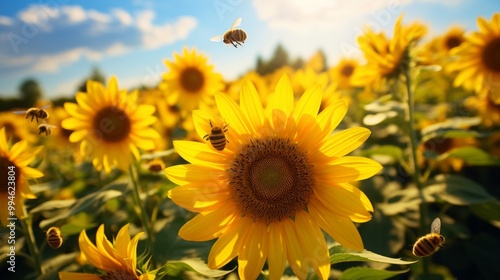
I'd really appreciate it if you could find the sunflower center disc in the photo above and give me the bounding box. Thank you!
[229,137,314,224]
[180,67,205,92]
[0,157,17,194]
[100,269,137,280]
[483,37,500,73]
[445,36,462,50]
[93,106,131,143]
[341,64,354,77]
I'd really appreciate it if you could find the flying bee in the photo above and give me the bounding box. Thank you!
[38,124,57,136]
[412,217,445,257]
[210,17,247,48]
[203,120,229,151]
[13,105,51,123]
[46,227,63,249]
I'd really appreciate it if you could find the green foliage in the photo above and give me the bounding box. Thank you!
[163,258,234,278]
[329,245,416,265]
[338,267,410,280]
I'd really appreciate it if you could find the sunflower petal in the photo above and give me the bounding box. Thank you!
[293,84,322,121]
[208,217,245,268]
[215,93,251,135]
[165,164,227,185]
[309,200,364,251]
[267,222,287,280]
[168,181,230,212]
[238,222,268,280]
[179,205,238,241]
[318,156,382,182]
[320,127,371,157]
[295,211,330,280]
[268,74,294,116]
[282,219,309,280]
[173,141,228,169]
[240,79,265,134]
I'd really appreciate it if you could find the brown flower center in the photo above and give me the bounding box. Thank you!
[100,269,138,280]
[228,137,314,224]
[341,64,354,77]
[482,37,500,73]
[180,67,205,93]
[0,157,18,195]
[423,137,453,155]
[444,35,463,50]
[92,106,131,143]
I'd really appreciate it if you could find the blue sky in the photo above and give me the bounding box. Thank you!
[0,0,498,99]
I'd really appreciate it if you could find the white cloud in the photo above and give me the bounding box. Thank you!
[112,8,133,25]
[140,16,197,49]
[0,16,14,26]
[0,4,197,75]
[61,6,87,23]
[252,0,411,32]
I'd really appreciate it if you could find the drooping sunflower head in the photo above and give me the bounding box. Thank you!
[449,13,500,103]
[0,127,43,225]
[354,16,427,87]
[59,224,155,280]
[442,26,466,52]
[165,74,382,280]
[162,47,224,114]
[62,76,160,173]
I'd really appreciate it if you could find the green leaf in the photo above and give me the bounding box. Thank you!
[141,149,176,160]
[363,112,398,126]
[38,186,125,229]
[165,258,234,277]
[329,245,416,265]
[424,174,495,205]
[470,200,500,222]
[439,147,500,165]
[361,145,404,161]
[339,267,410,280]
[420,117,482,142]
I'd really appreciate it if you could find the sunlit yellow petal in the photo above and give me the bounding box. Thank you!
[309,200,364,251]
[208,217,245,268]
[295,211,330,280]
[179,205,239,241]
[238,222,268,280]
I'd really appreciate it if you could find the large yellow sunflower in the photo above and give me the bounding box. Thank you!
[62,77,160,173]
[449,13,500,103]
[354,16,427,88]
[59,224,155,280]
[161,47,224,115]
[164,75,382,280]
[0,127,43,225]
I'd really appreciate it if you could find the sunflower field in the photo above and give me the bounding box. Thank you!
[1,12,500,280]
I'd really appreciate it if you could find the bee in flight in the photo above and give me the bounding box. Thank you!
[46,227,63,249]
[412,217,445,257]
[38,123,57,136]
[13,105,51,123]
[210,17,247,48]
[203,120,229,151]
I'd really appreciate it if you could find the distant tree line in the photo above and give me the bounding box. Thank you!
[0,67,104,112]
[255,44,327,75]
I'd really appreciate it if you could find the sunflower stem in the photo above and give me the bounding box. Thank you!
[20,214,43,276]
[403,61,430,275]
[129,163,156,252]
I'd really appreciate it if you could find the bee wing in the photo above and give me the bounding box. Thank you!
[210,35,223,42]
[430,217,441,234]
[12,110,27,114]
[230,17,242,30]
[39,124,57,129]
